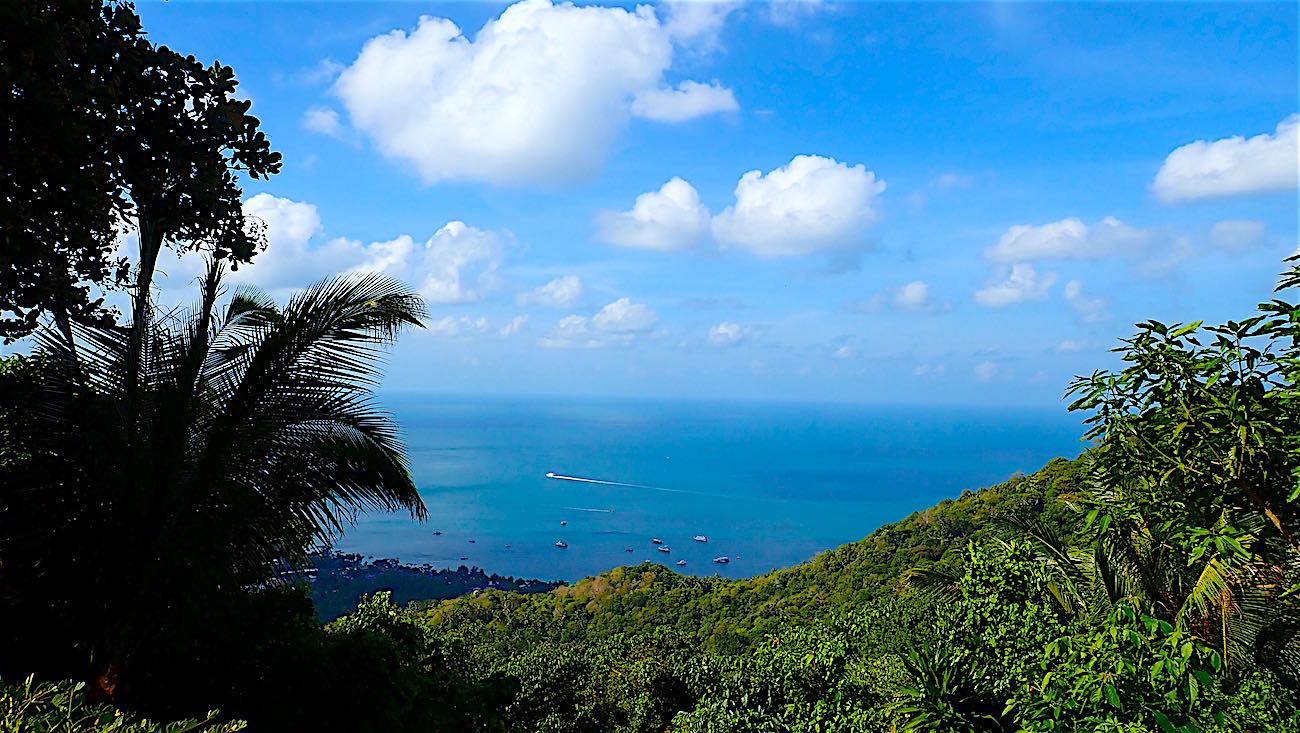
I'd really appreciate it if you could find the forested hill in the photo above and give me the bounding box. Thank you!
[418,455,1088,653]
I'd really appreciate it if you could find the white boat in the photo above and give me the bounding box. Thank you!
[560,520,567,526]
[713,556,730,564]
[657,545,671,553]
[555,541,568,548]
[651,538,663,544]
[546,472,556,478]
[676,559,687,566]
[693,535,707,542]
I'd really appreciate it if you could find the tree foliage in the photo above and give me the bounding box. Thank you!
[0,0,280,341]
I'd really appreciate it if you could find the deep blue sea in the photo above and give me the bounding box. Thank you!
[334,395,1086,583]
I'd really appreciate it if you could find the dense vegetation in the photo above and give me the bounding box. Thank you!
[308,551,561,622]
[3,2,1299,731]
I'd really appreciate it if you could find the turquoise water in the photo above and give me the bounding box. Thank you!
[335,395,1085,582]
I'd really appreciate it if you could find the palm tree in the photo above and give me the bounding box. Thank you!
[0,260,427,697]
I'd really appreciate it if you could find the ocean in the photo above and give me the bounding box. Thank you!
[334,395,1086,583]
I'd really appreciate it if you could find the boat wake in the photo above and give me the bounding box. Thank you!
[545,472,725,499]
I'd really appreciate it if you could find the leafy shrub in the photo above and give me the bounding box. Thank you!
[0,677,244,732]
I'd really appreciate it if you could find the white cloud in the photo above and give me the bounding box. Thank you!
[519,275,583,308]
[539,297,659,348]
[893,280,931,311]
[499,314,529,337]
[597,177,711,251]
[974,361,999,382]
[333,0,738,186]
[853,280,937,313]
[1208,219,1268,252]
[662,0,739,49]
[1056,339,1088,353]
[352,221,504,304]
[302,106,346,138]
[913,363,946,378]
[707,321,752,346]
[973,264,1057,308]
[712,155,886,257]
[631,80,738,122]
[831,345,854,360]
[234,195,504,304]
[1063,280,1108,322]
[985,216,1154,262]
[539,315,604,349]
[1152,115,1299,203]
[592,297,658,333]
[933,172,973,190]
[427,315,489,337]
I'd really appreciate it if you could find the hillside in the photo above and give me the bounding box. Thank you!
[418,455,1089,653]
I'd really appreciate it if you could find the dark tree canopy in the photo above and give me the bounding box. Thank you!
[0,0,281,341]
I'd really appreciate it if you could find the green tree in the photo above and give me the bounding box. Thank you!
[0,265,425,700]
[0,0,280,342]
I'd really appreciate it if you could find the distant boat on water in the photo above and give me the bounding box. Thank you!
[713,556,730,564]
[676,559,687,566]
[432,530,442,535]
[657,545,671,553]
[651,538,663,544]
[693,535,707,542]
[560,520,567,526]
[555,541,568,548]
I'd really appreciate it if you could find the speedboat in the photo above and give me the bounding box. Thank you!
[432,531,443,535]
[625,547,634,552]
[555,541,568,549]
[657,545,671,553]
[713,556,730,564]
[546,472,556,478]
[560,520,568,526]
[693,535,707,542]
[651,538,663,544]
[676,559,687,566]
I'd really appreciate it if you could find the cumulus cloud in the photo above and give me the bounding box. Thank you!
[662,0,739,49]
[974,361,999,382]
[1063,280,1108,322]
[352,221,504,304]
[892,281,932,311]
[973,264,1057,308]
[540,297,658,348]
[712,155,886,257]
[499,315,529,337]
[1056,339,1088,353]
[849,280,938,313]
[302,106,346,138]
[707,321,753,346]
[333,0,739,186]
[913,363,947,378]
[233,195,504,305]
[1152,115,1299,203]
[519,275,583,308]
[985,216,1155,262]
[597,178,711,250]
[427,315,489,337]
[592,297,659,333]
[631,80,738,122]
[1208,219,1268,252]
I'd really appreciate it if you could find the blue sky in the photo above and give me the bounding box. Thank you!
[129,0,1297,406]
